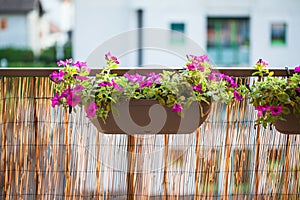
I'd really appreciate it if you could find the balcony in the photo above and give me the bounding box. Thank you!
[0,68,299,199]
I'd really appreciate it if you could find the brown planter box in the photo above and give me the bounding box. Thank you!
[274,111,300,134]
[90,99,210,134]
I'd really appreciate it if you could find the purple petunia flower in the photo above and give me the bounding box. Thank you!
[207,73,216,81]
[270,106,283,116]
[256,59,268,67]
[172,103,183,113]
[297,87,300,94]
[233,90,243,101]
[255,104,270,117]
[124,73,143,83]
[49,70,65,83]
[98,81,112,87]
[66,93,81,106]
[230,80,238,88]
[186,62,196,71]
[105,51,120,64]
[73,85,84,93]
[86,102,98,118]
[189,54,210,63]
[60,88,70,98]
[186,54,210,71]
[76,76,89,81]
[255,104,270,112]
[72,61,90,73]
[192,84,203,93]
[294,66,300,73]
[72,61,87,68]
[112,79,124,91]
[257,110,263,117]
[51,93,60,107]
[147,72,162,84]
[57,58,73,67]
[139,80,152,88]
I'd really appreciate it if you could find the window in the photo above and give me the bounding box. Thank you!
[271,23,286,46]
[207,17,250,66]
[170,23,185,45]
[1,18,7,30]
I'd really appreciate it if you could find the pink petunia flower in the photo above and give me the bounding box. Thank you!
[49,70,65,83]
[233,90,243,101]
[51,93,60,107]
[270,106,283,116]
[255,104,270,112]
[207,73,216,81]
[255,104,270,117]
[172,103,183,113]
[186,62,196,71]
[76,76,89,81]
[105,51,120,64]
[72,61,90,73]
[256,59,268,67]
[112,79,124,91]
[294,66,300,73]
[192,84,203,93]
[60,88,70,98]
[73,85,84,93]
[66,93,81,106]
[86,102,98,118]
[57,58,73,67]
[98,81,112,87]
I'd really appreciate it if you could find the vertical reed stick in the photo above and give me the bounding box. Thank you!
[283,135,290,200]
[223,104,232,200]
[136,137,144,199]
[1,78,7,197]
[194,128,201,200]
[64,111,71,199]
[163,135,169,200]
[253,126,261,200]
[96,132,101,197]
[127,135,136,200]
[33,77,41,198]
[254,74,263,200]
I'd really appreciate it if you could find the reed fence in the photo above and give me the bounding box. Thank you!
[0,68,299,199]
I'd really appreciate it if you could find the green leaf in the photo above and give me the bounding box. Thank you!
[277,92,291,103]
[282,106,291,115]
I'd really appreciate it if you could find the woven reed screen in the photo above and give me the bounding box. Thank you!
[0,76,299,199]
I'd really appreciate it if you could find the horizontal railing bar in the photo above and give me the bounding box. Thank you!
[0,67,294,77]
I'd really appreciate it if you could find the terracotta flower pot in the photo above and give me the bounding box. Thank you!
[274,112,300,134]
[90,99,210,134]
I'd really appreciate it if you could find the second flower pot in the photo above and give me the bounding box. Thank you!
[274,111,300,135]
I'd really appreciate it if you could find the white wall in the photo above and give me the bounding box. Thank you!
[251,0,300,67]
[74,0,300,68]
[0,14,29,48]
[73,1,132,63]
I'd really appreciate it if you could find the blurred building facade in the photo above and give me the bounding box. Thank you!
[0,0,46,55]
[0,0,74,57]
[74,0,300,68]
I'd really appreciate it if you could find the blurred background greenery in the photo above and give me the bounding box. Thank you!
[0,42,71,68]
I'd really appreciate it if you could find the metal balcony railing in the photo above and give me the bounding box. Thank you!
[0,68,299,199]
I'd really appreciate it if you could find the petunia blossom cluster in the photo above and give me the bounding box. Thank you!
[249,59,300,128]
[186,54,210,71]
[124,72,162,89]
[49,59,92,115]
